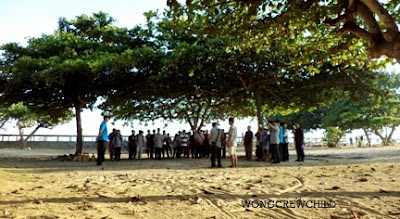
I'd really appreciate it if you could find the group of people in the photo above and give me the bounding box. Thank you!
[243,120,305,164]
[95,116,304,167]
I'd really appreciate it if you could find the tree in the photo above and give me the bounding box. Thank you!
[0,103,72,149]
[102,26,238,130]
[268,72,400,146]
[163,0,387,129]
[1,12,147,154]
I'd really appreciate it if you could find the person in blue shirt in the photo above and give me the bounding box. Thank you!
[281,123,289,161]
[96,116,110,166]
[278,121,284,161]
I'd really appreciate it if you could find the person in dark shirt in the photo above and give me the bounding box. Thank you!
[294,123,305,162]
[189,132,195,158]
[128,130,137,160]
[244,126,254,161]
[108,128,116,161]
[255,126,263,161]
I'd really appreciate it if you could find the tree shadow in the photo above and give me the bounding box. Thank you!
[0,148,399,173]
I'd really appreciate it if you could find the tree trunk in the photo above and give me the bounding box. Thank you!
[18,126,26,149]
[372,126,390,146]
[387,126,396,145]
[75,104,83,155]
[363,128,371,147]
[254,89,264,128]
[0,120,7,129]
[17,123,42,149]
[335,134,342,147]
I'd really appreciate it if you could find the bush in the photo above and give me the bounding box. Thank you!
[323,127,344,147]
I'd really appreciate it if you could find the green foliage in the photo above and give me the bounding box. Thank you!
[323,127,345,147]
[268,71,400,145]
[1,12,149,153]
[155,0,384,127]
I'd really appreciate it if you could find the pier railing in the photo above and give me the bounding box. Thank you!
[0,134,390,147]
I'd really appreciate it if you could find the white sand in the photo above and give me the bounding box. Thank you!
[0,146,399,218]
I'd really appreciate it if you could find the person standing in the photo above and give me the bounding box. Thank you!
[136,130,145,160]
[172,133,181,158]
[261,128,270,161]
[266,120,280,164]
[189,131,195,158]
[203,130,210,158]
[146,130,152,159]
[278,121,285,161]
[128,130,137,160]
[294,123,305,162]
[154,128,164,160]
[349,137,353,147]
[209,122,223,168]
[255,126,263,161]
[180,130,189,158]
[194,129,205,158]
[96,116,110,166]
[244,126,254,161]
[108,129,116,160]
[227,117,238,168]
[281,123,289,161]
[162,132,172,158]
[112,130,123,161]
[221,132,227,159]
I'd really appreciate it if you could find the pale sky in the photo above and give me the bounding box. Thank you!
[0,0,396,142]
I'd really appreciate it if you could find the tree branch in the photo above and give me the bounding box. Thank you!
[387,125,396,143]
[24,123,42,142]
[356,2,381,36]
[339,22,375,44]
[360,0,398,42]
[325,14,347,27]
[0,120,8,130]
[372,126,385,143]
[237,75,250,90]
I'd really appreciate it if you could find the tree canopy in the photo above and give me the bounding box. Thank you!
[1,1,398,152]
[1,12,150,154]
[168,0,400,61]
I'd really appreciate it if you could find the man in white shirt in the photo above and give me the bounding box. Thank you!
[154,128,164,160]
[179,130,189,158]
[281,123,289,161]
[227,117,238,168]
[266,120,281,164]
[136,130,145,160]
[209,122,223,168]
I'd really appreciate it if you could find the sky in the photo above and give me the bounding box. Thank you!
[0,0,397,142]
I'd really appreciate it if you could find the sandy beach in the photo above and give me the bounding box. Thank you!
[0,146,399,218]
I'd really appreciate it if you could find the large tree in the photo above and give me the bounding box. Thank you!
[164,0,387,128]
[1,12,148,154]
